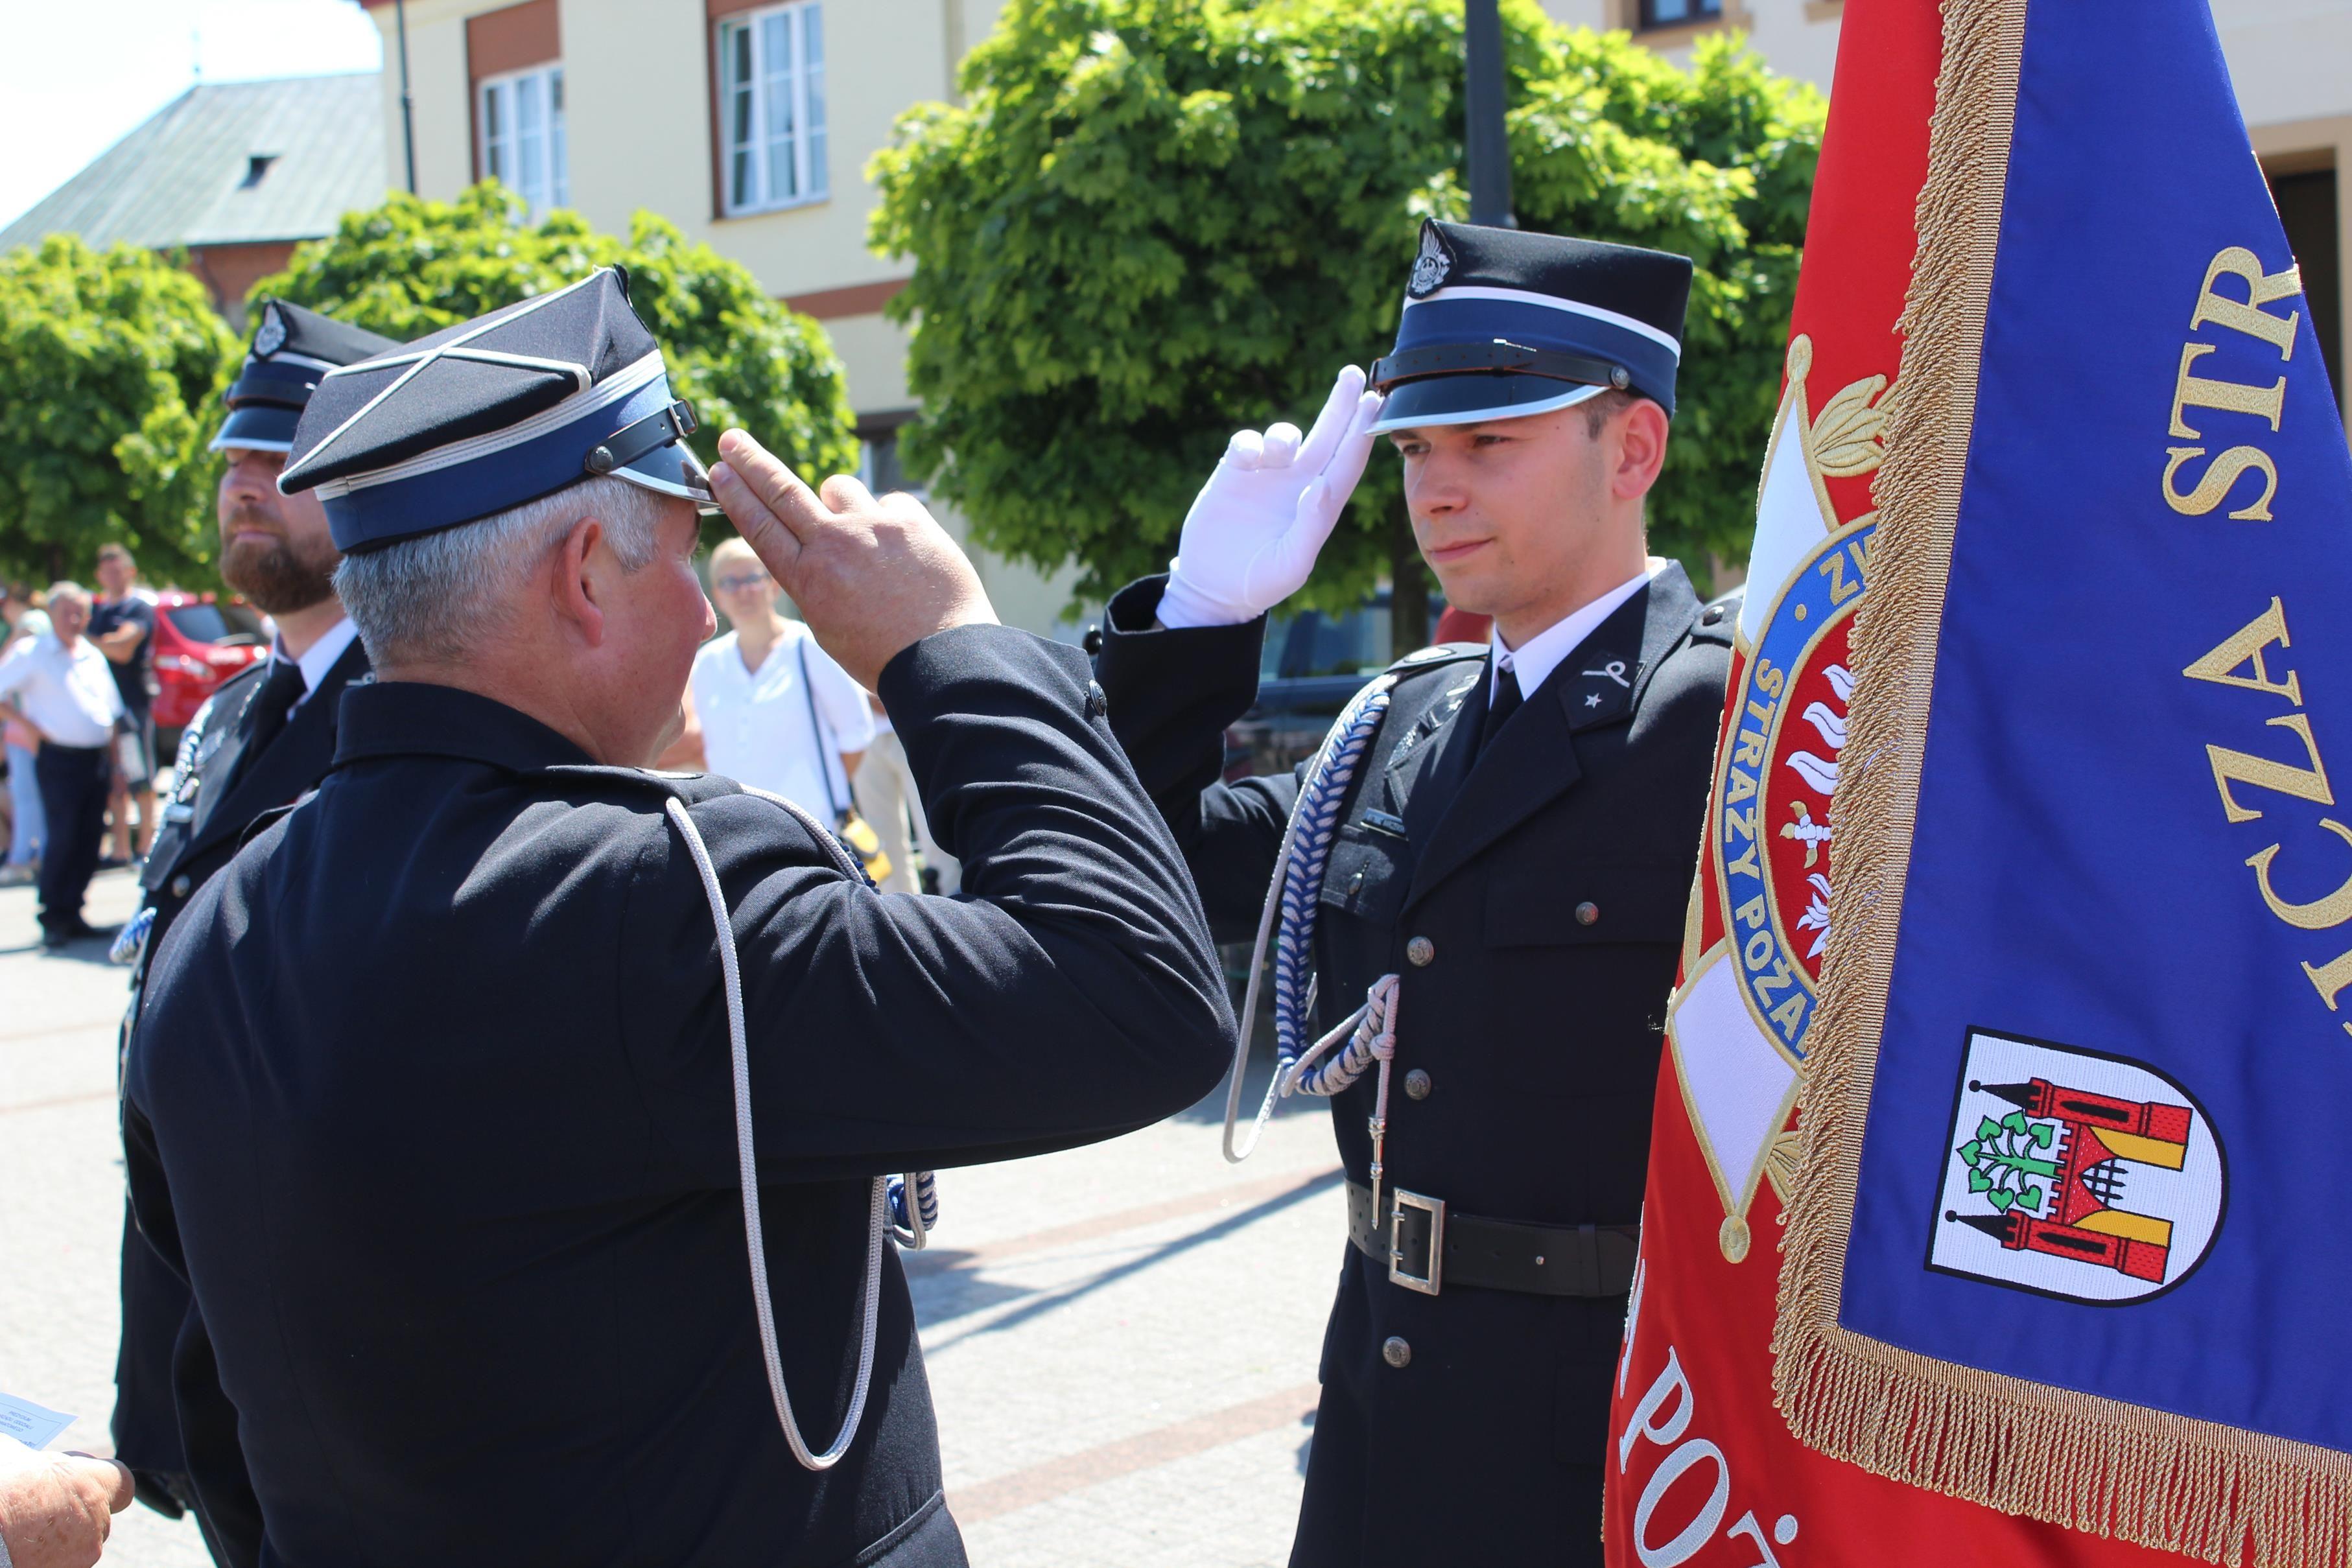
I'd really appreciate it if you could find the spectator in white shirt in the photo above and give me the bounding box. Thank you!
[1,586,49,880]
[0,583,126,946]
[677,538,875,822]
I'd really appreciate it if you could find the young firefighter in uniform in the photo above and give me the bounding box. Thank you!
[112,300,399,1536]
[1093,220,1735,1565]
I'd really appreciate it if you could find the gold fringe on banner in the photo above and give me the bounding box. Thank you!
[1769,0,2352,1563]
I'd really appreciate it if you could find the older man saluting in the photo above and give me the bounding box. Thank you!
[0,582,124,948]
[124,270,1232,1568]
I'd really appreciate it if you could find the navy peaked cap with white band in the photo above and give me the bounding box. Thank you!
[278,268,716,554]
[1366,219,1693,434]
[211,300,401,456]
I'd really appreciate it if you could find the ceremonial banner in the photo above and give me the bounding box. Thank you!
[1608,0,2216,1562]
[1774,1,2352,1565]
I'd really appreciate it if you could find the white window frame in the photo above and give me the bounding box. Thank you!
[718,1,829,217]
[478,62,569,218]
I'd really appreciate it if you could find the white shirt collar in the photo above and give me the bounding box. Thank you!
[1489,559,1670,705]
[273,615,361,711]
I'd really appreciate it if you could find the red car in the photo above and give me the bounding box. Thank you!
[153,591,268,755]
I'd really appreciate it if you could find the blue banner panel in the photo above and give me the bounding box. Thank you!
[1837,0,2352,1453]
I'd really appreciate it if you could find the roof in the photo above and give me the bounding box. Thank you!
[0,73,386,255]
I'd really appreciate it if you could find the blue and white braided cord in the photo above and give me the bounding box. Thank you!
[1223,675,1395,1163]
[1272,685,1391,1070]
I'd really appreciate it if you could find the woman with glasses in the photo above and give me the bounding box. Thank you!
[676,537,875,829]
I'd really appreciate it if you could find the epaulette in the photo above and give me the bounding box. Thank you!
[1384,641,1487,677]
[1691,587,1743,645]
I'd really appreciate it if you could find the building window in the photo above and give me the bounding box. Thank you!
[720,2,829,216]
[1640,0,1723,27]
[858,413,919,495]
[480,64,568,218]
[2268,166,2343,408]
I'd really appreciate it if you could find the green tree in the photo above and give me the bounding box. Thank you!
[253,184,861,526]
[0,235,237,585]
[871,0,1824,638]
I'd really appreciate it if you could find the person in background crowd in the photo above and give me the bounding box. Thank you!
[0,583,126,948]
[851,690,960,895]
[681,535,875,820]
[1,585,49,885]
[89,544,158,869]
[0,1433,135,1568]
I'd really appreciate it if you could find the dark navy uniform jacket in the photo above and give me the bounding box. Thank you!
[124,625,1232,1568]
[1095,569,1732,1568]
[114,637,371,1504]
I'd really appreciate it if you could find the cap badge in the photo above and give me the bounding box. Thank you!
[253,305,287,358]
[1407,226,1452,298]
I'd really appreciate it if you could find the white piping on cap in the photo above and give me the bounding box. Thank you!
[1401,284,1683,359]
[312,351,668,497]
[295,270,609,474]
[1362,380,1607,437]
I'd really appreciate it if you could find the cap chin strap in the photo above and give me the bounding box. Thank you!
[662,790,935,1471]
[1370,339,1632,395]
[585,399,700,481]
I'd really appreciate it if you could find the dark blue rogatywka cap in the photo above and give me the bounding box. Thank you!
[211,300,403,456]
[1367,219,1693,434]
[276,268,718,554]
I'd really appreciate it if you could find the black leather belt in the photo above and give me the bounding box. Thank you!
[1347,1179,1638,1299]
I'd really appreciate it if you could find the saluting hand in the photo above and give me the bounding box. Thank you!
[1155,365,1387,630]
[0,1436,134,1568]
[709,430,998,692]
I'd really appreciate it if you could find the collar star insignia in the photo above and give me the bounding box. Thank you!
[1584,692,1603,708]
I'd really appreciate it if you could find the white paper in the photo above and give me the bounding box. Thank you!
[0,1392,75,1449]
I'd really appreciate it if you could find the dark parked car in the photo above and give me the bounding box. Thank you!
[1223,590,1448,780]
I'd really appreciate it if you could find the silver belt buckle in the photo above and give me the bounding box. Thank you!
[1388,1188,1445,1296]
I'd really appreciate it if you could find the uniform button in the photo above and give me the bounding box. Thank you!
[1082,624,1104,655]
[171,874,192,899]
[1382,1335,1412,1368]
[1404,1068,1432,1100]
[1575,901,1599,926]
[1084,680,1109,720]
[1702,604,1726,626]
[1405,935,1435,967]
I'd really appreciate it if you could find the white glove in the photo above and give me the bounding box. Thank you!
[1157,366,1387,629]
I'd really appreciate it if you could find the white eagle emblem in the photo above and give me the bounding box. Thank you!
[1407,227,1452,297]
[253,304,287,357]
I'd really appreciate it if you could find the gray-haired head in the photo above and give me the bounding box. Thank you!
[333,474,671,669]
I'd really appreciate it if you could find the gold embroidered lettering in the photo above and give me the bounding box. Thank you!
[2247,820,2352,930]
[2170,344,2286,439]
[2184,598,2302,705]
[2189,247,2301,357]
[2207,712,2332,823]
[2163,444,2278,521]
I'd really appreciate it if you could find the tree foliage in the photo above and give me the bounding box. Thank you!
[253,185,862,517]
[0,235,237,585]
[871,0,1825,619]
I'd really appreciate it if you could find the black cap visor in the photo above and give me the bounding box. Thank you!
[211,403,302,454]
[1366,372,1608,436]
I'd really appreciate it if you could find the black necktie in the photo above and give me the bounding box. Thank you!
[1478,667,1524,756]
[243,659,308,759]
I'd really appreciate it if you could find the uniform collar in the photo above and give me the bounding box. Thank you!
[333,679,594,775]
[1489,558,1669,706]
[272,616,362,706]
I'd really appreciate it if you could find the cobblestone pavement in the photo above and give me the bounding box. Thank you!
[1,869,1339,1566]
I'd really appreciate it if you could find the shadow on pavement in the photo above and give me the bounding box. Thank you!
[917,1167,1345,1350]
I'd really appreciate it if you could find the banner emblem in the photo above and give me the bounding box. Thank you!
[1715,518,1876,1060]
[1930,1029,2226,1304]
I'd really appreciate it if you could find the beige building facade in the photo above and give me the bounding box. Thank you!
[357,0,2350,630]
